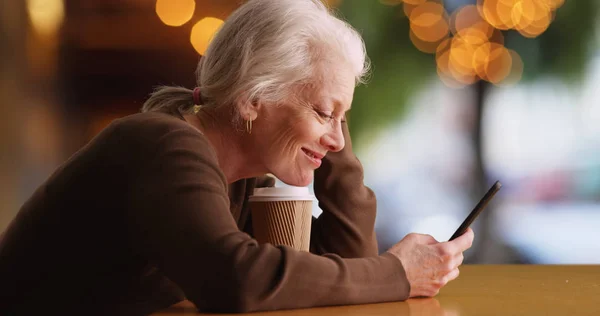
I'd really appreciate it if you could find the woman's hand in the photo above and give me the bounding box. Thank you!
[386,228,474,297]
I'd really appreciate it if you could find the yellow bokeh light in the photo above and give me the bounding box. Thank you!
[404,0,428,5]
[27,0,65,36]
[436,38,453,73]
[156,0,195,27]
[190,17,224,55]
[403,2,418,17]
[437,40,468,89]
[437,38,479,86]
[479,0,511,30]
[498,49,524,86]
[404,0,442,18]
[472,43,493,80]
[452,5,495,40]
[497,0,520,30]
[409,2,445,26]
[518,20,550,38]
[482,43,512,83]
[448,38,479,84]
[478,0,555,37]
[438,66,468,89]
[514,0,552,37]
[410,30,448,54]
[429,0,563,85]
[409,3,449,43]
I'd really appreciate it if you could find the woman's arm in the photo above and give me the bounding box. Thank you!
[311,122,379,258]
[123,119,409,313]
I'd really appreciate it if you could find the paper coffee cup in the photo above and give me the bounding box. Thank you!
[248,187,314,251]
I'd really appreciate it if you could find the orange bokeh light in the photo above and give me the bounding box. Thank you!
[541,0,565,10]
[410,30,448,54]
[482,43,513,83]
[452,5,495,40]
[404,0,428,5]
[478,0,556,36]
[155,0,195,27]
[438,66,468,88]
[409,2,450,43]
[190,17,224,55]
[498,49,525,86]
[514,0,553,37]
[417,0,560,86]
[448,37,480,84]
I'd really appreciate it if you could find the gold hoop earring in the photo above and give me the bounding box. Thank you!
[246,119,253,134]
[192,105,201,115]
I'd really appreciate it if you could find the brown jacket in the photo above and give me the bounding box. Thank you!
[0,108,409,315]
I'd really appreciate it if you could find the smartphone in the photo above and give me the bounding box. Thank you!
[448,181,502,241]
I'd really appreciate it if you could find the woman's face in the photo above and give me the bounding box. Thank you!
[252,67,355,186]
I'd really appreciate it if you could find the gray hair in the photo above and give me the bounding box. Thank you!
[141,0,370,119]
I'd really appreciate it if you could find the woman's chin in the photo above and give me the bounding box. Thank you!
[277,172,313,187]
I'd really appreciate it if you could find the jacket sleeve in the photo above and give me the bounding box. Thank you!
[311,121,379,258]
[125,123,409,313]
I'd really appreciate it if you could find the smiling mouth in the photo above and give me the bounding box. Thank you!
[301,148,324,167]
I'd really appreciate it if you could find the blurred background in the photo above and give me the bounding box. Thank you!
[1,0,598,264]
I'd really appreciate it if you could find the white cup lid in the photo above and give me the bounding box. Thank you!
[249,186,314,202]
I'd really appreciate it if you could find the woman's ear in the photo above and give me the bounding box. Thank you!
[236,94,260,121]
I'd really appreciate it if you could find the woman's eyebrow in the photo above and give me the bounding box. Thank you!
[334,99,352,113]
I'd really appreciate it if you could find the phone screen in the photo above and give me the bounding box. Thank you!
[448,181,502,241]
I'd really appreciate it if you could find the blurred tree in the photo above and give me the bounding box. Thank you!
[334,1,435,147]
[337,0,599,262]
[471,0,598,262]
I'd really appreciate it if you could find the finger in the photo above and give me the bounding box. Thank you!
[444,268,460,283]
[453,252,464,268]
[445,228,474,253]
[442,252,464,272]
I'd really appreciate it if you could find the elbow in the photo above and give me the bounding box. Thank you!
[228,296,258,314]
[187,279,266,313]
[228,277,271,313]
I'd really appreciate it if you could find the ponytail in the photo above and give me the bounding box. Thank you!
[141,86,196,113]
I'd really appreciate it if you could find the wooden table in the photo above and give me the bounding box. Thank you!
[153,265,600,316]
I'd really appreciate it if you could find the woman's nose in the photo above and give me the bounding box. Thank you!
[320,123,345,152]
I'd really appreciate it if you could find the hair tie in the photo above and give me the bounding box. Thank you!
[192,87,203,105]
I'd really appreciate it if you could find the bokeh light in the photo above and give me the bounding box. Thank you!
[190,17,224,55]
[448,37,480,85]
[431,4,521,88]
[515,0,553,38]
[451,5,495,41]
[481,43,512,83]
[478,0,561,35]
[402,0,565,87]
[497,49,524,86]
[437,42,467,88]
[409,2,449,43]
[410,30,447,53]
[404,0,428,5]
[155,0,196,27]
[544,0,565,10]
[26,0,65,36]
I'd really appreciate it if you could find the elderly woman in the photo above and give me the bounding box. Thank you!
[0,0,473,314]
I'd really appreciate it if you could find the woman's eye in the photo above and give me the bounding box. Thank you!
[316,111,333,120]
